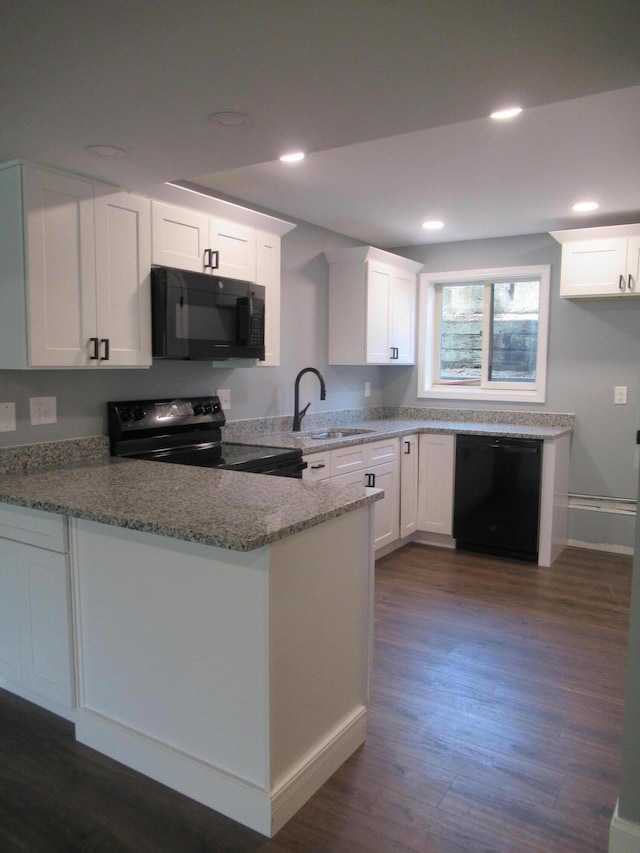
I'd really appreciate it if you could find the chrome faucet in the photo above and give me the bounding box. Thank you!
[292,367,327,431]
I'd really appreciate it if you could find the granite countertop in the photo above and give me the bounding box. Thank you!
[0,457,382,552]
[227,417,574,453]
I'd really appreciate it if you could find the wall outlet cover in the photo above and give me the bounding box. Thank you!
[0,402,16,432]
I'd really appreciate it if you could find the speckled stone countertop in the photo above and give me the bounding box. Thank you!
[0,457,382,552]
[224,409,574,453]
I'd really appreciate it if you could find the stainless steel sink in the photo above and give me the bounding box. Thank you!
[307,428,376,440]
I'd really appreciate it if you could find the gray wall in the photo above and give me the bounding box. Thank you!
[1,220,639,549]
[392,233,640,550]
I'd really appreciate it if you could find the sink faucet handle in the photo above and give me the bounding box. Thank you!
[299,402,311,423]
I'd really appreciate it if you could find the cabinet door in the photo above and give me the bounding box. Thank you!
[23,166,97,366]
[0,541,22,685]
[368,461,400,550]
[95,191,152,367]
[559,238,628,297]
[365,261,391,363]
[210,218,256,280]
[151,201,209,271]
[418,434,454,535]
[389,269,416,363]
[255,230,281,366]
[0,537,73,708]
[400,435,418,537]
[625,237,640,295]
[19,547,74,707]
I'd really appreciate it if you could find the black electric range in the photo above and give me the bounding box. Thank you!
[108,396,306,478]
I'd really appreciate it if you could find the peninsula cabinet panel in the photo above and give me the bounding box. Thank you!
[0,162,151,368]
[551,224,640,298]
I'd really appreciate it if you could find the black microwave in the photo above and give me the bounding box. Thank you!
[151,266,265,361]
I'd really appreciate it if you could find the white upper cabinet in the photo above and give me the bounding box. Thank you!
[325,246,422,365]
[551,224,640,298]
[255,229,281,366]
[151,201,257,280]
[0,162,151,369]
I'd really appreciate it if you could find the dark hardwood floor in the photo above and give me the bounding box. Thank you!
[0,544,631,852]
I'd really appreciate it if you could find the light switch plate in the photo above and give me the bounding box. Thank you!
[0,402,16,431]
[30,396,57,424]
[614,386,628,405]
[216,388,231,410]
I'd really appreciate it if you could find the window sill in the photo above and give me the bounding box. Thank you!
[418,385,546,404]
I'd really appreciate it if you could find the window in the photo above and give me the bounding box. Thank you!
[418,265,550,403]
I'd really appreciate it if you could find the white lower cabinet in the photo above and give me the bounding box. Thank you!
[400,435,419,538]
[417,433,455,535]
[304,438,400,550]
[0,505,74,714]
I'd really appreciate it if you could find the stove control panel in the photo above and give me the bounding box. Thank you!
[108,396,225,437]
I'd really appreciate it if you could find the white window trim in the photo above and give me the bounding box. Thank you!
[418,264,550,403]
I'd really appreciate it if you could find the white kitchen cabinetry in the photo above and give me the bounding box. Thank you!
[550,224,640,298]
[400,435,419,538]
[0,162,151,368]
[417,433,454,535]
[255,229,281,366]
[151,201,257,281]
[305,438,400,551]
[325,246,422,365]
[302,451,331,482]
[0,504,74,716]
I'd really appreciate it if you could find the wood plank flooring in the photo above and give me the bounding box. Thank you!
[0,544,631,852]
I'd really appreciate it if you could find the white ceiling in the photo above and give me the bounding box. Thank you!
[2,1,639,248]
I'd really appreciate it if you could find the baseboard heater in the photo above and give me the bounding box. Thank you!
[568,494,636,516]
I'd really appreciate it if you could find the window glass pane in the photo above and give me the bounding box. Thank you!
[439,284,483,381]
[489,280,540,382]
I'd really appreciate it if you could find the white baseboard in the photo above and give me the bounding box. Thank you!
[610,801,640,853]
[76,705,366,837]
[568,539,634,556]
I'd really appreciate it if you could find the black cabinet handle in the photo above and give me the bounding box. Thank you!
[404,440,411,454]
[310,463,326,470]
[100,338,110,361]
[89,337,99,359]
[210,250,219,270]
[629,274,633,291]
[619,274,625,291]
[203,249,212,270]
[390,346,399,360]
[365,472,376,487]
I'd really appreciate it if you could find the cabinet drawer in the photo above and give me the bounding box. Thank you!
[0,504,68,552]
[302,452,331,482]
[364,438,398,467]
[330,444,367,477]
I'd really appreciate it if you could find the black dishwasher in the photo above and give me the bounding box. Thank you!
[453,434,543,562]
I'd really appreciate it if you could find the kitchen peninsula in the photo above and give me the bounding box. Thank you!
[0,452,382,837]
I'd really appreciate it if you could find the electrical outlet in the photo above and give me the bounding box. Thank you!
[216,388,231,410]
[364,381,371,398]
[0,402,16,432]
[614,386,628,405]
[30,396,57,425]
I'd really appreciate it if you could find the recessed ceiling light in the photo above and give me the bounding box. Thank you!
[208,111,253,128]
[86,145,127,158]
[422,220,444,230]
[572,200,599,213]
[490,107,522,120]
[279,151,305,163]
